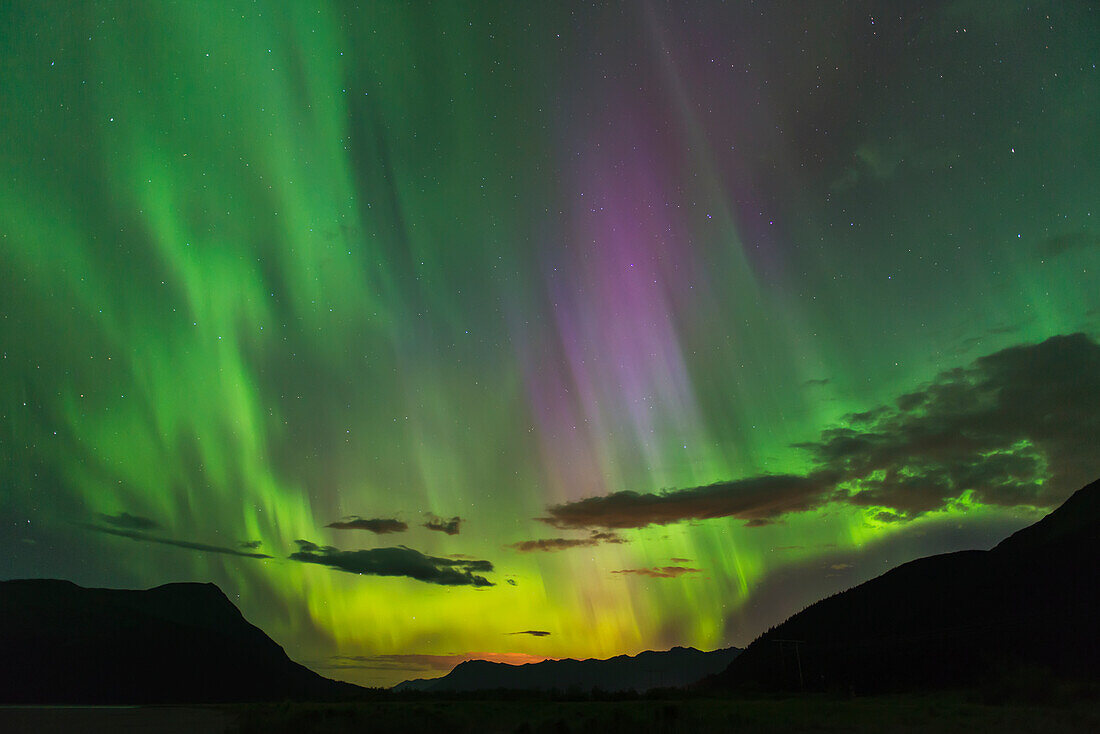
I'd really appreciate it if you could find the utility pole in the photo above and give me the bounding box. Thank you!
[771,639,805,691]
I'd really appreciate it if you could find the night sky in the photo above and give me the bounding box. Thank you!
[2,1,1098,687]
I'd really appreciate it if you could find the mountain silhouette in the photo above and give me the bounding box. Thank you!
[0,579,362,703]
[394,645,741,693]
[709,478,1100,694]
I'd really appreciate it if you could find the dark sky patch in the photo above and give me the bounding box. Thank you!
[1039,229,1100,257]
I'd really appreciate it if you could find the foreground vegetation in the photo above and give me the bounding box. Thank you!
[230,689,1100,734]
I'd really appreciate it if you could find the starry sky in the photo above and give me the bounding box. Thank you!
[2,1,1099,687]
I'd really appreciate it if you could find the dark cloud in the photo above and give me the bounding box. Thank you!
[612,566,701,579]
[83,524,272,558]
[289,541,494,587]
[1039,229,1100,257]
[540,334,1100,528]
[96,511,160,530]
[506,578,517,586]
[238,540,263,549]
[591,531,625,543]
[509,530,624,553]
[511,537,598,552]
[803,377,831,388]
[669,557,692,563]
[508,630,550,637]
[327,516,408,534]
[540,474,833,530]
[806,332,1100,517]
[424,514,462,535]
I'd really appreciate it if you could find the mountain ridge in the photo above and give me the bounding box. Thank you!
[395,644,741,692]
[0,578,363,704]
[708,478,1100,693]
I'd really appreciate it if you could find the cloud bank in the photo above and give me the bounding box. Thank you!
[540,474,833,530]
[540,334,1100,529]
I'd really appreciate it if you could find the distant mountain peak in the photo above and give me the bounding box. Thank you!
[395,645,742,693]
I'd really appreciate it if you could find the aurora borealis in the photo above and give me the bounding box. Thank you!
[2,0,1099,687]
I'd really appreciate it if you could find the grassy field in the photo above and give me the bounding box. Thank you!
[3,682,1095,734]
[228,694,1100,734]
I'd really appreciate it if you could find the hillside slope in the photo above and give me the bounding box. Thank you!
[710,478,1100,693]
[0,579,362,703]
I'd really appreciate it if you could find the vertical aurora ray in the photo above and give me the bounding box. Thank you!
[2,1,1098,686]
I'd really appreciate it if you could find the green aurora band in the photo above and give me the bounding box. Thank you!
[2,1,1098,686]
